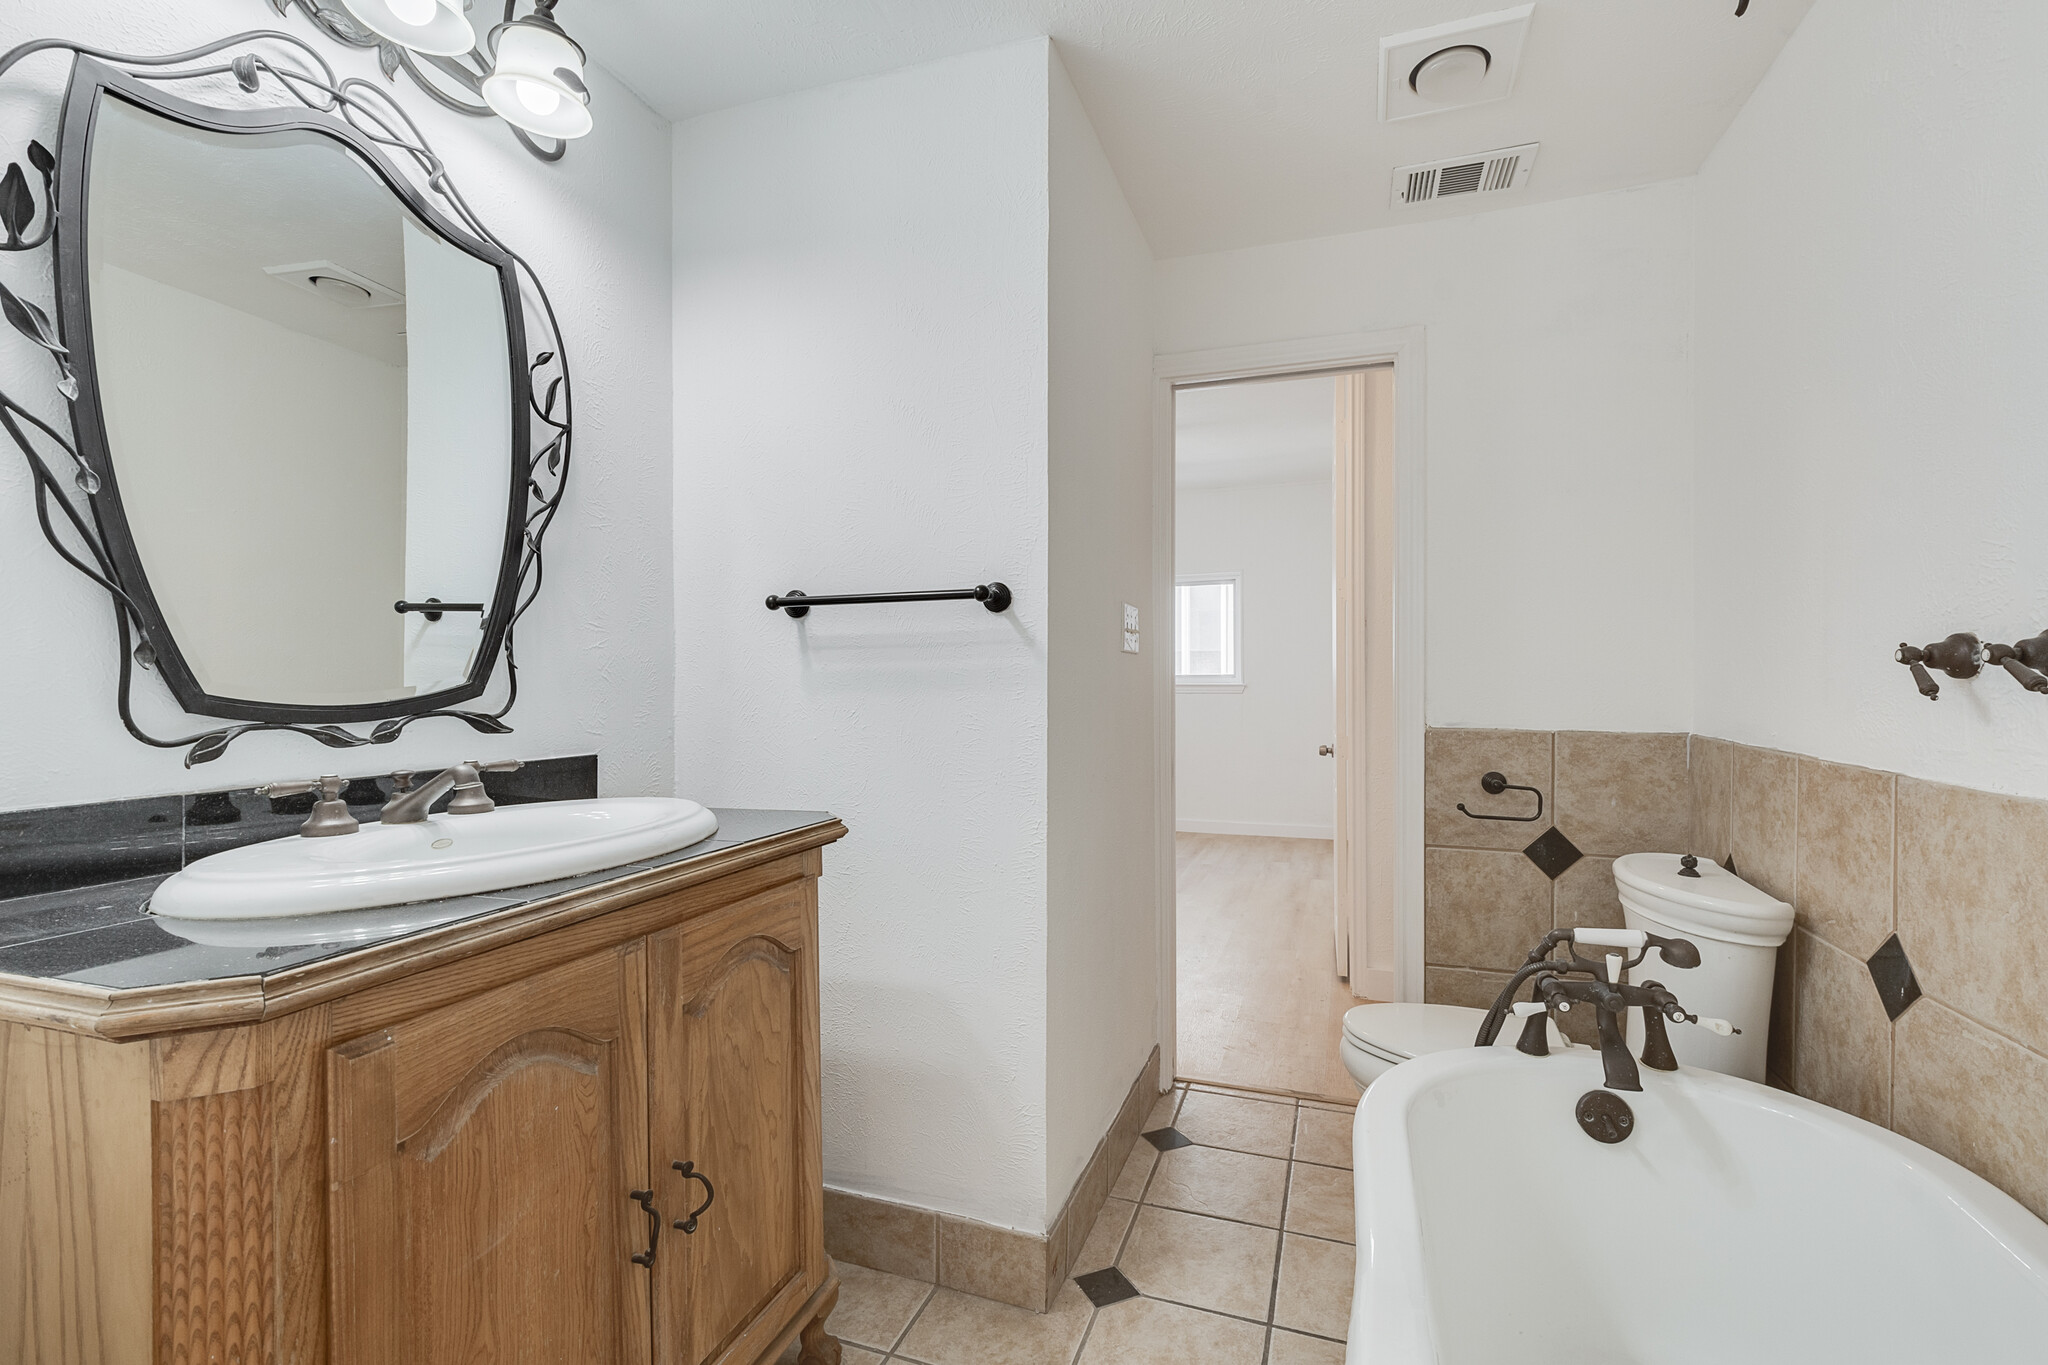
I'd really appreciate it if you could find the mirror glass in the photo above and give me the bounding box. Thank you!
[84,94,514,708]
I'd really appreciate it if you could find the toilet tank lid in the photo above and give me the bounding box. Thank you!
[1613,852,1792,925]
[1342,1003,1490,1059]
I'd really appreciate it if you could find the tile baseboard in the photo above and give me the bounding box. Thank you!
[824,1045,1162,1313]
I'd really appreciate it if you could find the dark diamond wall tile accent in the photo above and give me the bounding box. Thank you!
[1522,827,1583,880]
[1723,853,1739,876]
[1142,1126,1192,1152]
[1867,933,1922,1021]
[1075,1267,1140,1308]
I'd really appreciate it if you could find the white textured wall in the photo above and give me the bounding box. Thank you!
[1695,0,2048,797]
[1175,477,1334,838]
[1154,180,1698,734]
[672,42,1055,1231]
[0,0,675,805]
[1046,51,1158,1219]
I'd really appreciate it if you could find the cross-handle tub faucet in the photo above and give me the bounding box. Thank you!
[1478,927,1735,1092]
[255,775,360,838]
[379,759,524,824]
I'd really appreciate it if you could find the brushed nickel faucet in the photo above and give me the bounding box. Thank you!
[256,776,360,838]
[379,760,524,824]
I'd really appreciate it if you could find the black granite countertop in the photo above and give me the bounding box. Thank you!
[0,808,834,992]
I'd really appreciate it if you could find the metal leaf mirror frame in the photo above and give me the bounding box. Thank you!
[0,31,573,766]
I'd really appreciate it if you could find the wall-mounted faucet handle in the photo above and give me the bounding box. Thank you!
[1894,635,1982,700]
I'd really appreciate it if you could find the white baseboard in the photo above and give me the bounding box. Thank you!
[1176,819,1335,840]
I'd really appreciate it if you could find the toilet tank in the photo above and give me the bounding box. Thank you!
[1613,853,1794,1082]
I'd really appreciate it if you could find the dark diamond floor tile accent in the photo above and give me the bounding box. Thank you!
[1142,1126,1192,1152]
[1074,1267,1140,1308]
[1867,933,1923,1021]
[1522,827,1583,880]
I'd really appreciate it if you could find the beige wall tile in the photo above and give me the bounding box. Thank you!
[1766,933,1798,1089]
[1174,1089,1296,1158]
[1553,856,1622,934]
[1688,736,1734,864]
[1554,731,1691,857]
[1425,728,1554,850]
[897,1283,1093,1365]
[1795,758,1895,957]
[1283,1163,1353,1244]
[1272,1234,1354,1339]
[826,1188,937,1282]
[1893,1000,2048,1222]
[1425,848,1553,972]
[1146,1144,1288,1227]
[1897,777,2048,1058]
[937,1215,1051,1313]
[1116,1205,1279,1320]
[827,1261,936,1352]
[1792,929,1892,1126]
[1730,745,1797,903]
[1424,965,1514,1012]
[1079,1296,1267,1365]
[1292,1105,1353,1170]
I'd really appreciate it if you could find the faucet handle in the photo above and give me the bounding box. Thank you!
[1690,1017,1741,1037]
[258,776,358,837]
[256,778,318,798]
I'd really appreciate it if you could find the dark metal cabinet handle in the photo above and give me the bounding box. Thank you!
[1456,771,1544,822]
[671,1161,715,1233]
[629,1188,661,1267]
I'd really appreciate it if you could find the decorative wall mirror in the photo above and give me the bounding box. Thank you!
[0,33,572,765]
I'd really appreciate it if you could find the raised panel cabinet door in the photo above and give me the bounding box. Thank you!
[648,881,826,1365]
[327,944,654,1365]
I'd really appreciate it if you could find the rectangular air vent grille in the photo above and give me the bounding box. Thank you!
[1392,143,1539,208]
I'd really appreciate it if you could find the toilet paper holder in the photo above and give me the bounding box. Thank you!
[1457,771,1544,822]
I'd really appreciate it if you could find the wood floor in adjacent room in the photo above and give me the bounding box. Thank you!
[1176,833,1364,1104]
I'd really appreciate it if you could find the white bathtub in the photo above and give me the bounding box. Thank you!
[1348,1045,2048,1364]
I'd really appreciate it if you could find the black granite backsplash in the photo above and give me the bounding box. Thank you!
[0,754,599,901]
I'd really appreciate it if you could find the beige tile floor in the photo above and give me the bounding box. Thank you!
[790,1084,1356,1365]
[1176,834,1366,1103]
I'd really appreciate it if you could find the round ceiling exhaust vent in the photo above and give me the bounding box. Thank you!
[1410,45,1491,103]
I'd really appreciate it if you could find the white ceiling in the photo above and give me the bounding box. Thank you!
[1175,374,1336,488]
[575,0,1814,257]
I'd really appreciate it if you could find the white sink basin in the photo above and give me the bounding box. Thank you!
[148,797,718,921]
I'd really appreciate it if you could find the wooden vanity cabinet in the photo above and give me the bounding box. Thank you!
[0,828,844,1365]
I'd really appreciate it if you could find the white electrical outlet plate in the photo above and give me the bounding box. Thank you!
[1123,631,1141,654]
[1123,603,1140,632]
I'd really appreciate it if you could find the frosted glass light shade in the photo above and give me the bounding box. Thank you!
[338,0,477,58]
[483,19,593,139]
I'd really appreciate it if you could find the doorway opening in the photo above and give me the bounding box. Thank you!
[1167,365,1397,1102]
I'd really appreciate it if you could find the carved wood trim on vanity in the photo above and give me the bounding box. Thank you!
[0,820,848,1365]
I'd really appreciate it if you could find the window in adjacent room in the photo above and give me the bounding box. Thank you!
[1174,573,1242,688]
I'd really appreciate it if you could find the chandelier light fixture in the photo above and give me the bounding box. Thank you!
[336,0,478,58]
[301,0,594,149]
[482,0,593,140]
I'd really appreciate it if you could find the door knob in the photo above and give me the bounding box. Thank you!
[1318,745,1334,757]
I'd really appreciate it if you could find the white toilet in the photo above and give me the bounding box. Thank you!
[1339,1002,1564,1090]
[1614,852,1793,1082]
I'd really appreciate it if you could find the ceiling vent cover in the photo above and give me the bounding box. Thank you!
[1392,143,1537,209]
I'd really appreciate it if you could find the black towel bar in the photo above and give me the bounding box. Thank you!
[765,583,1012,618]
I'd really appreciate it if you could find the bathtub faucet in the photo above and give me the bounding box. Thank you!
[1476,928,1731,1093]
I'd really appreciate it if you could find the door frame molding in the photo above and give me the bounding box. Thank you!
[1152,328,1427,1076]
